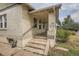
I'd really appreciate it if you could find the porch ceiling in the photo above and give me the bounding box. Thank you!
[31,11,48,22]
[29,5,55,22]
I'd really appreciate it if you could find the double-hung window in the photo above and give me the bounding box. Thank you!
[0,14,7,30]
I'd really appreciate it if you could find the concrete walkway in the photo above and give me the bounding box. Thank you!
[0,42,41,56]
[0,37,41,56]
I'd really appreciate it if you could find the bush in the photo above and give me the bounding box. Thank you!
[57,28,71,43]
[62,23,79,31]
[68,31,75,35]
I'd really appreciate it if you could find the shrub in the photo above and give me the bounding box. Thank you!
[68,31,75,35]
[56,28,71,43]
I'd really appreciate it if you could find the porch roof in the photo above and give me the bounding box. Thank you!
[29,4,61,14]
[29,4,61,22]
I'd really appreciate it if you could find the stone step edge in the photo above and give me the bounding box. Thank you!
[26,43,45,50]
[23,47,45,55]
[30,40,46,45]
[32,39,47,42]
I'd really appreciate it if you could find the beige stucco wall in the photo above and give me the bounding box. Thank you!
[20,5,33,47]
[0,4,33,48]
[0,4,24,48]
[0,5,23,37]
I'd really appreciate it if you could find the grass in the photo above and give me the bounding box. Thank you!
[48,35,79,56]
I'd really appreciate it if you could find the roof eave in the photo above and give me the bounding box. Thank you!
[21,3,35,11]
[29,4,62,14]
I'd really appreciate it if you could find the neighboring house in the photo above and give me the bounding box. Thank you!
[0,3,61,55]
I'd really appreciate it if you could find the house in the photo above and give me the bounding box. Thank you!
[0,3,61,55]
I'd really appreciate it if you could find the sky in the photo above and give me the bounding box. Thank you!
[30,3,79,22]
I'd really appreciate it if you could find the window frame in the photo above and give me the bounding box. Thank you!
[0,14,7,30]
[33,17,37,28]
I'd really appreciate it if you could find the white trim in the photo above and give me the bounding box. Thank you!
[2,15,5,28]
[0,15,7,29]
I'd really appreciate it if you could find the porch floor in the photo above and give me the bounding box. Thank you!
[34,32,47,38]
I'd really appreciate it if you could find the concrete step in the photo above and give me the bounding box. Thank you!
[26,42,45,50]
[24,46,44,55]
[24,37,48,55]
[33,39,47,42]
[31,40,46,45]
[34,36,47,39]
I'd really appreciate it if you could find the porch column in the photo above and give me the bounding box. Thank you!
[47,11,56,48]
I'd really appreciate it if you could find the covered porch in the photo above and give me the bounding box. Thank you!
[30,4,61,48]
[32,8,48,37]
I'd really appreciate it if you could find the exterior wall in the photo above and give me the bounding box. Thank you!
[21,5,33,47]
[0,5,23,37]
[0,4,33,48]
[0,4,25,48]
[0,5,24,48]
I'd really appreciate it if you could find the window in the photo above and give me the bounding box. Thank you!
[43,24,45,29]
[0,17,3,28]
[39,20,41,24]
[39,25,41,29]
[0,14,7,29]
[34,18,37,28]
[43,22,45,29]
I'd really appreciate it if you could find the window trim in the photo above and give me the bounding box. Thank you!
[0,14,7,30]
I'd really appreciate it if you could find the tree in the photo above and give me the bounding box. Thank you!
[62,15,79,31]
[62,15,74,26]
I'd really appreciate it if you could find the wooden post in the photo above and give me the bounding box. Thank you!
[47,9,56,48]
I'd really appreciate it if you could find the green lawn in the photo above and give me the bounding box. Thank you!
[48,35,79,56]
